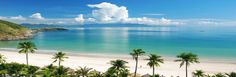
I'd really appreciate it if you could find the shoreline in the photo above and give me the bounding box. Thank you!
[1,48,235,64]
[0,48,236,76]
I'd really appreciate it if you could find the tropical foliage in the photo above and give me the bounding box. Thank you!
[175,52,200,77]
[0,54,6,64]
[130,48,145,77]
[52,51,68,67]
[106,59,129,77]
[193,70,205,77]
[146,54,164,77]
[17,41,37,66]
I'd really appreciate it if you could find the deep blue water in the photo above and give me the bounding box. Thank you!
[1,24,236,59]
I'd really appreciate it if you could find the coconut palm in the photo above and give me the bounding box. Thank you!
[0,54,6,64]
[226,72,236,77]
[27,65,40,77]
[107,59,129,77]
[55,66,70,77]
[213,73,226,77]
[130,48,145,77]
[75,66,93,77]
[175,52,199,77]
[52,51,68,67]
[193,70,205,77]
[146,54,164,77]
[37,64,57,77]
[17,41,37,66]
[88,70,104,77]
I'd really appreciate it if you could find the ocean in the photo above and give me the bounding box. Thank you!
[0,24,236,59]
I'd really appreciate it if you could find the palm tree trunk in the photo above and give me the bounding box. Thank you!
[186,62,188,77]
[153,66,155,76]
[59,60,61,67]
[134,58,138,77]
[26,52,29,66]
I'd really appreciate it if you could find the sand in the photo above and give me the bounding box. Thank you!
[0,48,235,77]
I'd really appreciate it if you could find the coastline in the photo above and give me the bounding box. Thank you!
[0,48,236,76]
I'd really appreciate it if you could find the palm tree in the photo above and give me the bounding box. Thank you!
[107,59,129,77]
[55,66,69,77]
[213,73,226,77]
[130,48,145,77]
[226,72,236,77]
[146,54,164,77]
[75,66,93,77]
[0,54,6,64]
[17,41,37,66]
[37,64,57,77]
[175,52,199,77]
[27,65,40,77]
[52,51,68,67]
[88,70,104,77]
[193,70,205,77]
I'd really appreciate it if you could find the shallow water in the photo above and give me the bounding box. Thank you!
[1,24,236,59]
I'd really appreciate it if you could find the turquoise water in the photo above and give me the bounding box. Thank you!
[1,24,236,59]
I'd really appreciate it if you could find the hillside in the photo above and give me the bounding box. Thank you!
[0,20,33,41]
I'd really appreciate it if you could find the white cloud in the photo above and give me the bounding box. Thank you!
[9,15,26,20]
[197,21,219,25]
[1,2,236,26]
[30,13,45,20]
[87,2,180,25]
[88,2,128,22]
[143,13,165,16]
[123,17,182,25]
[0,16,7,19]
[74,14,84,23]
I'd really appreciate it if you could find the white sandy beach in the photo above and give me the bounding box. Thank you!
[0,48,236,77]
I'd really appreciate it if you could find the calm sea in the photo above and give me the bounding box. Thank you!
[1,24,236,59]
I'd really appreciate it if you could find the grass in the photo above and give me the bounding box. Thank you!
[0,20,30,40]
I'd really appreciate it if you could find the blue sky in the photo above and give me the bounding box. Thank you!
[0,0,236,25]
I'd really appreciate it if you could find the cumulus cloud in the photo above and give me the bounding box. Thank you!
[87,2,180,25]
[88,2,128,22]
[9,15,26,20]
[74,14,84,23]
[30,13,45,20]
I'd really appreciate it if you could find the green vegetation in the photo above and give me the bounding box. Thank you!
[0,20,32,41]
[52,51,68,67]
[106,59,129,77]
[76,66,93,77]
[193,70,205,77]
[33,28,68,32]
[0,54,6,64]
[0,20,68,41]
